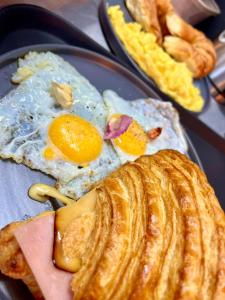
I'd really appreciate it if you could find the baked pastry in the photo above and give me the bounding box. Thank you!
[163,11,216,78]
[0,150,225,299]
[125,0,163,43]
[125,0,216,78]
[155,0,173,35]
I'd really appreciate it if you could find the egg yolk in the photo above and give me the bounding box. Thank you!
[113,115,147,156]
[44,114,103,164]
[43,147,56,160]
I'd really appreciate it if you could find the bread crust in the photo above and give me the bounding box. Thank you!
[71,150,225,299]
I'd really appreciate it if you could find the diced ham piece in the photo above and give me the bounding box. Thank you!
[14,214,73,300]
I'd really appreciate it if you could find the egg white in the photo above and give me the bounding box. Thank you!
[0,52,187,200]
[0,52,120,199]
[103,90,187,164]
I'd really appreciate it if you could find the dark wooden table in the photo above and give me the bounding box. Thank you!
[1,0,225,206]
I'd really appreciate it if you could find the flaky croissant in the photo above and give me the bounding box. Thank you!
[1,150,225,299]
[155,0,173,35]
[163,11,216,78]
[126,0,163,43]
[125,0,216,78]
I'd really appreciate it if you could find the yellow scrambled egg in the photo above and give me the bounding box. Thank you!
[108,5,204,112]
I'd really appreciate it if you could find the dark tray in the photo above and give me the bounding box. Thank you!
[0,42,202,300]
[0,5,202,298]
[0,3,120,60]
[99,0,225,154]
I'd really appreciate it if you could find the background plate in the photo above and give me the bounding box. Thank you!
[0,44,202,299]
[99,0,225,154]
[99,0,210,112]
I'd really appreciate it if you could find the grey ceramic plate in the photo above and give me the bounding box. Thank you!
[0,44,202,300]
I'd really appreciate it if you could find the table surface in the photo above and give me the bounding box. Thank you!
[1,0,225,207]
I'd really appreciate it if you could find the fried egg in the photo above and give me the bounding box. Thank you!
[0,52,120,198]
[59,91,188,198]
[0,51,187,199]
[103,90,187,164]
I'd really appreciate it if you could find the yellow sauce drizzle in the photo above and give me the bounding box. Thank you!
[28,183,74,206]
[28,183,97,273]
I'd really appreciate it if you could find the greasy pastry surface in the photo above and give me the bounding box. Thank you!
[0,150,225,299]
[70,150,225,300]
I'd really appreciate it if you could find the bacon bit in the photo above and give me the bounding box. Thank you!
[148,127,162,140]
[104,115,133,140]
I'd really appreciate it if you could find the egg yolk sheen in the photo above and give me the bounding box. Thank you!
[113,115,148,156]
[44,114,103,164]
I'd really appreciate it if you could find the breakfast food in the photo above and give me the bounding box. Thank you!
[163,13,216,78]
[1,150,225,300]
[125,0,216,78]
[0,51,187,199]
[0,212,72,300]
[103,90,186,159]
[108,6,204,112]
[0,51,119,198]
[58,90,187,197]
[126,0,162,43]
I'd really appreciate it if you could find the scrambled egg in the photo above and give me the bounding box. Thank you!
[108,6,204,112]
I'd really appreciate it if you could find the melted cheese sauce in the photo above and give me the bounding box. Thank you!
[28,183,74,206]
[54,190,97,273]
[29,183,97,273]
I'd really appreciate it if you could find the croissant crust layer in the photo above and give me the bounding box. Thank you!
[0,150,224,300]
[71,150,225,300]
